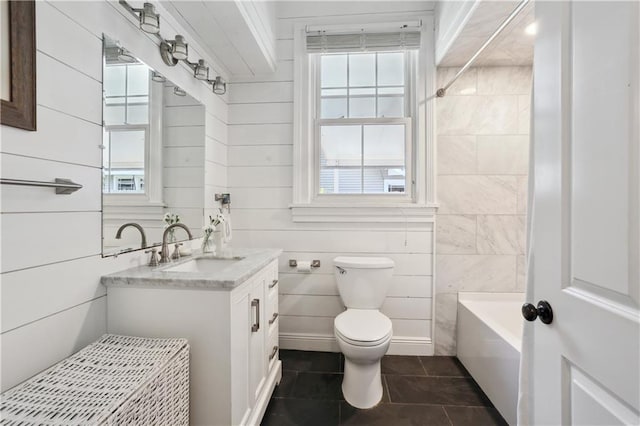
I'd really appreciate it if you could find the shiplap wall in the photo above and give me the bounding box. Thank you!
[228,2,436,355]
[0,0,227,392]
[162,89,206,243]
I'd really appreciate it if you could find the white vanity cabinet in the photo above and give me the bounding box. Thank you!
[103,250,282,426]
[231,260,279,425]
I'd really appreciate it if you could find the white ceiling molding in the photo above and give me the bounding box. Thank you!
[235,0,277,73]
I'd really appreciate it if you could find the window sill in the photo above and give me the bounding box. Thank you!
[290,203,438,223]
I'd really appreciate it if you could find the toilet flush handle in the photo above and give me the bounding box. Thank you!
[336,266,347,275]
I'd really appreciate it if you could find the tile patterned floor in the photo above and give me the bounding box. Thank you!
[261,350,508,426]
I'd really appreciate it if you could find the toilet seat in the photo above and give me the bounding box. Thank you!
[334,309,392,347]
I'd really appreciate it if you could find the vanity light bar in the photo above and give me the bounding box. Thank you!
[119,0,226,95]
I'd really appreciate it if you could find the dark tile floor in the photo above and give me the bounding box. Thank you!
[261,350,508,426]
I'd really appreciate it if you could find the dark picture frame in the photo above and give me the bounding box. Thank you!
[1,1,36,131]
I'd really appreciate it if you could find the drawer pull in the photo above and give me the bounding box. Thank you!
[269,312,279,325]
[269,345,279,361]
[269,279,278,289]
[251,299,260,332]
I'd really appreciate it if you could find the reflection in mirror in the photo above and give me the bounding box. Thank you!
[102,35,205,256]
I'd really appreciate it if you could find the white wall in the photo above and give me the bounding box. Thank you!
[0,0,228,391]
[228,1,436,355]
[434,66,532,355]
[162,88,206,242]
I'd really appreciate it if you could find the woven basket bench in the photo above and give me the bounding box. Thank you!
[0,334,189,425]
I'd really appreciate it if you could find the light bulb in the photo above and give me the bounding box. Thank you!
[194,59,209,80]
[139,3,160,34]
[212,76,226,95]
[171,35,188,60]
[151,71,166,83]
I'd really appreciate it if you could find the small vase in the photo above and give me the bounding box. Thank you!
[213,230,225,253]
[167,229,176,243]
[201,234,215,253]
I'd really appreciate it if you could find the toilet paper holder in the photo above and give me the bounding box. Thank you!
[289,259,321,268]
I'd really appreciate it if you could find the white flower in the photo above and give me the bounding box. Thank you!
[164,212,181,226]
[209,210,226,227]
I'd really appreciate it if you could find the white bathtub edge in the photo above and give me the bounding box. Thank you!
[457,292,524,426]
[458,292,525,352]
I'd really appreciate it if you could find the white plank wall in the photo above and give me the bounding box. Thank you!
[0,0,228,391]
[228,2,436,355]
[162,89,206,241]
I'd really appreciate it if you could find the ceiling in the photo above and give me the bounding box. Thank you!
[160,1,532,77]
[161,1,436,78]
[439,1,535,67]
[161,1,277,77]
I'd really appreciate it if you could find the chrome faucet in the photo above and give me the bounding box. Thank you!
[115,223,147,249]
[160,223,193,263]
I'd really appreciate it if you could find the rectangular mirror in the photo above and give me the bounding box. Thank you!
[102,35,204,257]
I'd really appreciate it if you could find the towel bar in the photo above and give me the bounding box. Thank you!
[0,178,82,194]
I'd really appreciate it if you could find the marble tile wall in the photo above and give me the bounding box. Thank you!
[435,66,532,355]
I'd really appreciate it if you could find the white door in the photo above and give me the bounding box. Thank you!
[530,1,640,425]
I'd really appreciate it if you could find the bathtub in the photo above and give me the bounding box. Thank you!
[457,292,525,426]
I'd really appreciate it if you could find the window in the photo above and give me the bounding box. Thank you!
[317,51,410,194]
[102,63,150,194]
[292,18,436,222]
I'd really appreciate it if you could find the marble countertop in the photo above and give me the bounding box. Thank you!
[101,247,282,290]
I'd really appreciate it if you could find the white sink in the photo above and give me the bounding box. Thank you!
[163,257,243,274]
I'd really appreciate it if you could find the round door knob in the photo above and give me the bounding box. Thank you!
[521,300,554,324]
[522,303,538,321]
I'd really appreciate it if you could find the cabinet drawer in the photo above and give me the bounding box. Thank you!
[266,288,279,330]
[267,320,279,371]
[266,260,279,295]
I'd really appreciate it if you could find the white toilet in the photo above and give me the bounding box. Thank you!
[333,256,394,409]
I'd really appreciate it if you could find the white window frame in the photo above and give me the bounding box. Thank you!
[313,50,415,200]
[102,124,149,194]
[291,15,437,223]
[103,69,164,208]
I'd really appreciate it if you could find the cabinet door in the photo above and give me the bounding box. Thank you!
[231,287,251,425]
[249,273,266,404]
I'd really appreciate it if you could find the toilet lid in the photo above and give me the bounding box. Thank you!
[334,310,392,345]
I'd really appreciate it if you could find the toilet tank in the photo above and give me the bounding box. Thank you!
[333,256,394,309]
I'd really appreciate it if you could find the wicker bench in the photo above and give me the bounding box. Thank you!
[0,334,189,425]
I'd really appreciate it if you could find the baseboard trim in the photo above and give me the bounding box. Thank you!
[279,333,340,352]
[387,337,434,356]
[279,333,434,356]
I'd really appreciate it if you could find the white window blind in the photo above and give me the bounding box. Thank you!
[306,24,421,53]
